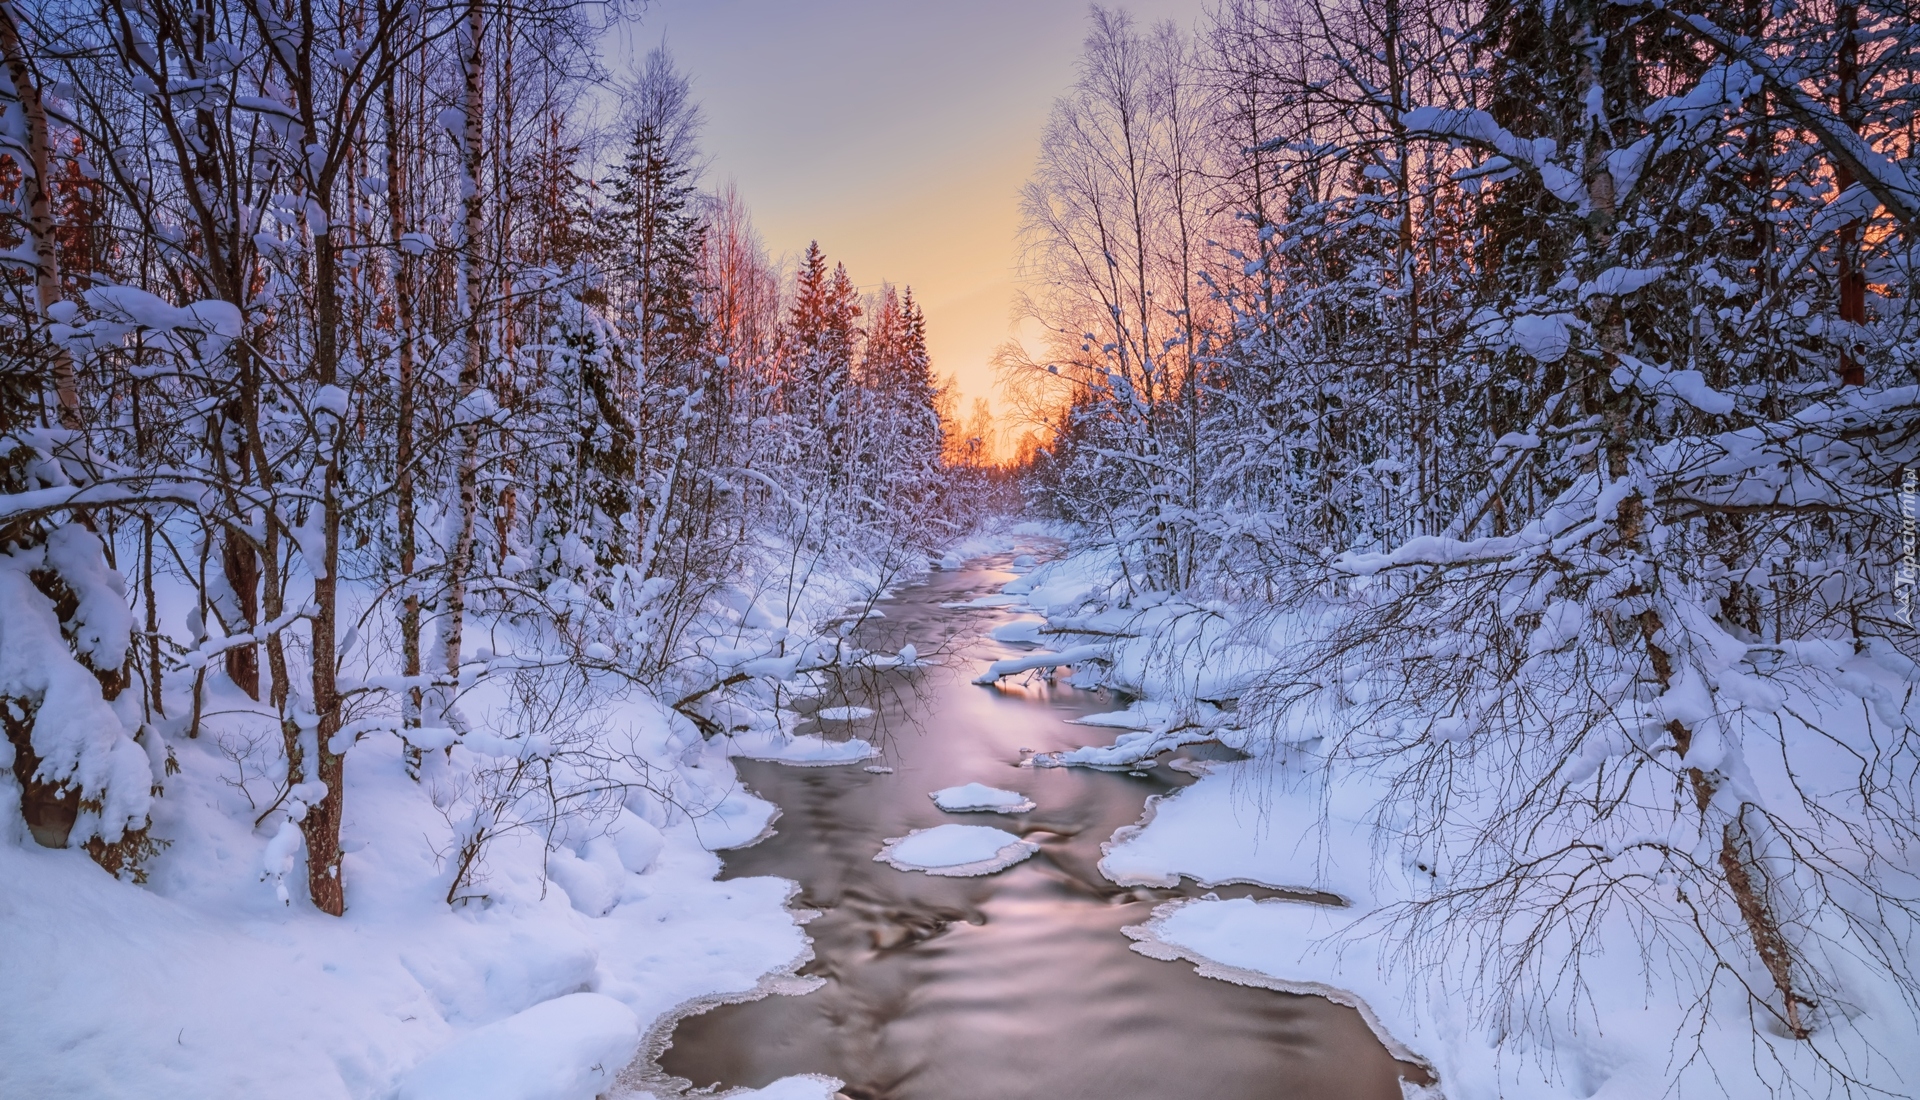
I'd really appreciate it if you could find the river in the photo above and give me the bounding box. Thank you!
[652,552,1417,1100]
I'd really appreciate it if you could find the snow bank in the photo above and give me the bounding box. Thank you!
[930,782,1035,814]
[1112,751,1829,1099]
[1125,899,1428,1072]
[931,522,1035,569]
[1129,879,1920,1100]
[628,1074,845,1100]
[1068,706,1160,729]
[1100,761,1371,899]
[729,727,879,767]
[1029,701,1240,770]
[875,824,1038,876]
[0,717,812,1100]
[989,619,1044,644]
[972,643,1105,685]
[1017,542,1920,1100]
[814,705,873,721]
[722,1076,846,1100]
[391,993,638,1100]
[0,840,440,1099]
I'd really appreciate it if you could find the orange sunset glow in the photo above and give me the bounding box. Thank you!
[608,0,1209,459]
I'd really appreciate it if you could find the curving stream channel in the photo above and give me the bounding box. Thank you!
[651,552,1419,1100]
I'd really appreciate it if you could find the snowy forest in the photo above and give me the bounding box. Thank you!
[2,0,1916,1099]
[1008,0,1917,1087]
[0,0,982,897]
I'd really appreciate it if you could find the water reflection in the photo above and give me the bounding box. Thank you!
[655,555,1414,1100]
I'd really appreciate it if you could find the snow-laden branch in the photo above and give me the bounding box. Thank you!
[1339,384,1918,577]
[1643,2,1920,233]
[1399,106,1588,210]
[973,644,1109,685]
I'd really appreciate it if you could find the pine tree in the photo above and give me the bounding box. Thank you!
[595,48,714,584]
[783,243,862,495]
[853,285,944,517]
[606,113,708,382]
[897,287,942,454]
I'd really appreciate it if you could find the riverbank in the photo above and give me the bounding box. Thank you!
[0,530,1020,1100]
[988,543,1920,1100]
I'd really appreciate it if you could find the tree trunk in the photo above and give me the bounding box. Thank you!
[0,1,80,429]
[440,0,487,722]
[1651,627,1813,1038]
[383,54,423,763]
[302,223,346,917]
[1833,2,1865,387]
[283,0,345,914]
[221,523,261,699]
[143,516,164,718]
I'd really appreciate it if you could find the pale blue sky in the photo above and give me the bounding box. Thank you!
[605,0,1209,423]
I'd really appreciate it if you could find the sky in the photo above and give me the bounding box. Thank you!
[603,0,1210,448]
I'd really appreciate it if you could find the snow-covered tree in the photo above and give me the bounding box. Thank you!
[0,6,966,918]
[1018,0,1920,1074]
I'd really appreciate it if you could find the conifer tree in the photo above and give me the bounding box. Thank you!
[896,287,942,457]
[607,104,707,378]
[783,243,862,497]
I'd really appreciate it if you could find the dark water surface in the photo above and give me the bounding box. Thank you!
[656,554,1413,1100]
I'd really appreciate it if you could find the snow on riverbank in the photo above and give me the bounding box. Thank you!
[628,1076,845,1100]
[729,727,880,767]
[1002,542,1920,1100]
[0,722,808,1100]
[1,526,1030,1100]
[1099,758,1372,900]
[391,993,641,1100]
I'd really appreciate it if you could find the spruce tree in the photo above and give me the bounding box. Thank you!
[606,115,708,383]
[782,243,862,495]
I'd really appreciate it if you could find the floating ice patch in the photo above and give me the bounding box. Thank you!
[815,706,874,721]
[931,782,1035,815]
[875,824,1038,876]
[863,764,894,774]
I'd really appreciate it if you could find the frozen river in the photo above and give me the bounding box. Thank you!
[653,553,1419,1100]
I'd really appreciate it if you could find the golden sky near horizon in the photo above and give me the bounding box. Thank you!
[606,0,1209,455]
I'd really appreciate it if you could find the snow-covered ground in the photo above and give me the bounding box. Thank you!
[21,516,1903,1100]
[1,707,807,1100]
[1,525,1038,1100]
[991,541,1920,1100]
